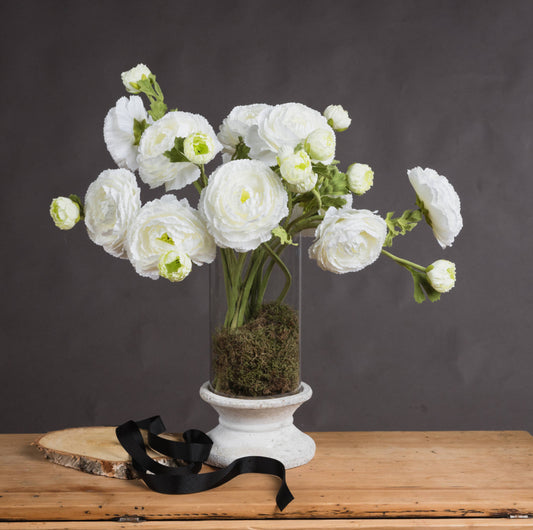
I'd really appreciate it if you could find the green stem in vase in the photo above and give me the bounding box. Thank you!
[261,242,292,304]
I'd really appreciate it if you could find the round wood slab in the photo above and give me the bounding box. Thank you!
[34,426,184,479]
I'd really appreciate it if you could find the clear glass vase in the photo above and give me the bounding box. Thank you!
[209,238,301,398]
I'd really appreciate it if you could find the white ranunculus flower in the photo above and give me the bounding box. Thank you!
[158,250,192,282]
[137,111,222,191]
[183,132,217,165]
[407,167,463,249]
[121,63,152,94]
[347,163,374,195]
[324,104,351,132]
[199,160,289,252]
[427,259,456,293]
[103,96,150,172]
[309,207,387,273]
[277,147,317,193]
[126,195,215,279]
[50,197,81,230]
[250,103,335,166]
[84,169,141,258]
[304,127,336,163]
[218,104,272,163]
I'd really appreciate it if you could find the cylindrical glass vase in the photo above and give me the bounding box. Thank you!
[209,239,301,398]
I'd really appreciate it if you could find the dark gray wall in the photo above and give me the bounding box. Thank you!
[2,0,532,434]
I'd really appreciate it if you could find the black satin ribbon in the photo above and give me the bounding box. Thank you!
[115,415,294,511]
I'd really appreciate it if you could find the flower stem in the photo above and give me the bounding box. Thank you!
[262,242,292,304]
[381,249,427,272]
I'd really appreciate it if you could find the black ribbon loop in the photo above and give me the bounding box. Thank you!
[115,415,294,511]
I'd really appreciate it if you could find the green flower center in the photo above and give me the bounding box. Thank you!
[192,134,210,155]
[157,232,175,245]
[165,257,182,274]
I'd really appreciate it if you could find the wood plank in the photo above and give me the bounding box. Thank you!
[1,432,533,521]
[1,519,533,529]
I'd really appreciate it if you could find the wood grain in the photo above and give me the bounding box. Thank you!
[1,519,533,529]
[1,431,533,522]
[34,427,183,479]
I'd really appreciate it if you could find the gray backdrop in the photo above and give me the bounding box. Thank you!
[2,0,532,434]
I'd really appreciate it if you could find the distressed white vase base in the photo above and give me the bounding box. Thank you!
[199,382,315,469]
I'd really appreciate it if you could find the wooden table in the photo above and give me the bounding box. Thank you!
[1,431,533,529]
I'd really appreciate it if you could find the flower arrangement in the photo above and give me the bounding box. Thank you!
[51,64,462,397]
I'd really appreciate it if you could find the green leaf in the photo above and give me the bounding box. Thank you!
[272,226,297,246]
[149,99,168,121]
[135,77,157,96]
[133,118,149,146]
[409,269,441,303]
[384,209,422,247]
[68,194,84,218]
[316,163,349,196]
[232,137,251,160]
[300,192,320,214]
[164,137,189,163]
[321,195,348,210]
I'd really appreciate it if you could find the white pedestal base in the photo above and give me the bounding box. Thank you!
[199,382,315,469]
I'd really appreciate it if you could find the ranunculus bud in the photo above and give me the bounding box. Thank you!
[277,148,317,193]
[158,250,192,282]
[183,132,217,165]
[50,197,81,230]
[427,259,456,293]
[121,63,152,94]
[347,163,374,195]
[324,105,351,132]
[304,128,336,162]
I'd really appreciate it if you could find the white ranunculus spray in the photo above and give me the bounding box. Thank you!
[50,62,466,403]
[51,62,464,314]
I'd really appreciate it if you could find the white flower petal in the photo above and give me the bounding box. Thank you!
[309,208,387,273]
[407,167,463,248]
[255,103,336,164]
[199,160,288,252]
[103,96,149,172]
[137,111,222,190]
[218,104,271,160]
[427,259,456,293]
[126,195,216,279]
[84,168,141,258]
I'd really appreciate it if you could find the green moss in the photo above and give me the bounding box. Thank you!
[211,302,300,397]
